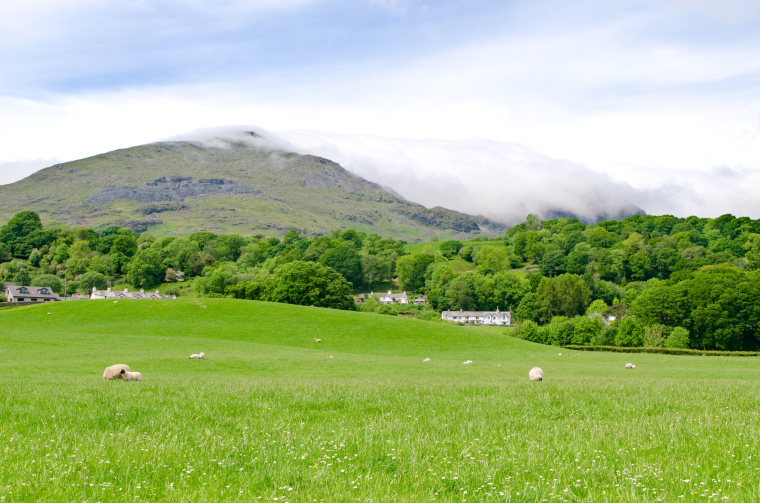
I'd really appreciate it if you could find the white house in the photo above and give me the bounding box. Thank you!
[3,283,62,303]
[90,287,176,300]
[377,290,409,304]
[441,308,512,326]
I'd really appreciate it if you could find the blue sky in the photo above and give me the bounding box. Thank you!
[1,0,760,220]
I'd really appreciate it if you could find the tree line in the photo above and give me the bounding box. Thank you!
[3,210,760,350]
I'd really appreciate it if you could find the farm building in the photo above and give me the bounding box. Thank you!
[90,287,176,300]
[441,309,512,326]
[3,283,62,303]
[356,291,410,305]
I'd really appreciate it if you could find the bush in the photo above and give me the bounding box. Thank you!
[665,326,690,349]
[644,324,667,347]
[614,317,644,347]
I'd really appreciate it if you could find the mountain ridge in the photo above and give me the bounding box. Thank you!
[0,134,507,241]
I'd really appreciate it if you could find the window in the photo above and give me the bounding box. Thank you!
[40,288,49,295]
[19,287,28,294]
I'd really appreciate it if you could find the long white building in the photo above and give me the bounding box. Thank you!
[441,309,512,326]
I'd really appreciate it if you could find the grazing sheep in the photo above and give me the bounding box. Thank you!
[625,362,636,369]
[189,352,206,359]
[529,367,544,381]
[314,338,322,343]
[120,369,142,381]
[423,357,431,363]
[103,364,130,380]
[463,360,473,365]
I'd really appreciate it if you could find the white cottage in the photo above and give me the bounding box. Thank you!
[377,290,409,304]
[441,308,512,326]
[90,287,176,300]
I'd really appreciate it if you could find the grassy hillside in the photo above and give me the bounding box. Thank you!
[0,137,503,241]
[1,299,759,501]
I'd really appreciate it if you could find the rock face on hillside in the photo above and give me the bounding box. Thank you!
[86,177,260,204]
[0,134,506,240]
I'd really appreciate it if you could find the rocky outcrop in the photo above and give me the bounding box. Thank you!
[85,177,259,204]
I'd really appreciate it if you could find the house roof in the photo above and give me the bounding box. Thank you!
[4,283,61,300]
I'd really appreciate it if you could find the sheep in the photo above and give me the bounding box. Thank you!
[120,369,142,381]
[423,357,431,363]
[103,364,130,380]
[189,352,206,359]
[463,360,473,365]
[314,338,322,343]
[625,362,636,369]
[529,367,544,381]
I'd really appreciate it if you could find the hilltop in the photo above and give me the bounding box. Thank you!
[0,131,504,241]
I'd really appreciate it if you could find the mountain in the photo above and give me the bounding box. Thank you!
[0,131,506,241]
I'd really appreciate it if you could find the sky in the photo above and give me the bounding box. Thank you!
[1,0,759,223]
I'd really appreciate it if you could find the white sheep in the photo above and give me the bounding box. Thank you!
[314,338,322,343]
[463,360,473,365]
[529,367,544,381]
[625,362,636,369]
[189,352,206,359]
[423,357,431,363]
[121,370,142,381]
[103,364,130,380]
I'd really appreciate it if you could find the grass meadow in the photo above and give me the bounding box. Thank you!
[1,298,759,502]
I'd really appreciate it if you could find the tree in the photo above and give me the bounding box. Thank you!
[538,245,566,276]
[265,261,354,310]
[514,292,540,322]
[614,317,644,347]
[362,254,393,288]
[319,245,363,287]
[535,274,591,323]
[79,271,108,292]
[0,211,55,258]
[395,254,436,292]
[491,272,529,311]
[125,248,164,288]
[445,275,480,311]
[65,240,93,276]
[439,240,463,258]
[475,246,511,275]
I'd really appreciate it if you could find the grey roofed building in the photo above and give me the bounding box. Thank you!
[3,283,62,303]
[90,286,176,300]
[441,309,512,326]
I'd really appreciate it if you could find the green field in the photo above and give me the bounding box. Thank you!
[1,299,759,502]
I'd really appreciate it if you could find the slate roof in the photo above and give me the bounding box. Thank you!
[3,283,62,301]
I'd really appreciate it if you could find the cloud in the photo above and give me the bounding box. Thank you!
[275,130,646,224]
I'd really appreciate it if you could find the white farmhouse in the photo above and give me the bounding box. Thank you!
[377,290,409,304]
[441,308,512,326]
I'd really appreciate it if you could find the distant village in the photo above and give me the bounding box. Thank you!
[2,282,512,326]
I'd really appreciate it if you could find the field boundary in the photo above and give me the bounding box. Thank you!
[562,344,760,357]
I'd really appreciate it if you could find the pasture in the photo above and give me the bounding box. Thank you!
[0,299,758,502]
